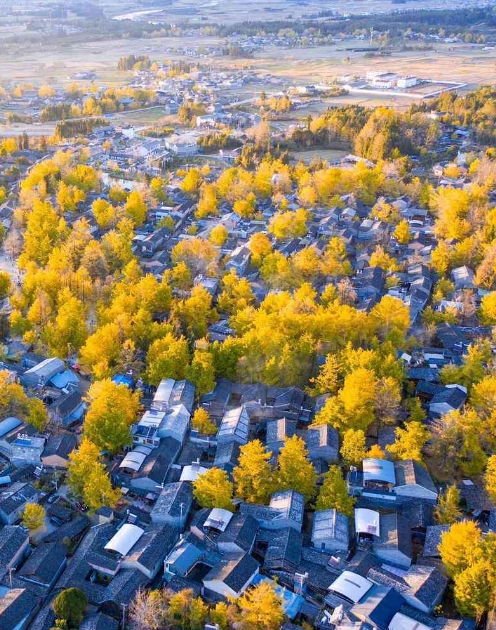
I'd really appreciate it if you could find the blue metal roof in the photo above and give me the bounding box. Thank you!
[65,402,87,426]
[50,369,78,389]
[0,417,22,438]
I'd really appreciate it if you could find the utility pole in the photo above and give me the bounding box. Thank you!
[179,502,185,531]
[295,571,308,595]
[121,603,127,628]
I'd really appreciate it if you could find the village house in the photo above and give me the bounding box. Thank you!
[311,510,350,553]
[18,542,67,592]
[202,553,259,599]
[0,483,41,525]
[41,433,77,469]
[0,526,29,580]
[240,491,305,532]
[0,588,40,630]
[150,482,193,529]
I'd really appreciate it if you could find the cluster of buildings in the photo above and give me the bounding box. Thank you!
[365,72,419,90]
[0,161,495,623]
[1,40,495,630]
[336,72,466,99]
[0,358,489,629]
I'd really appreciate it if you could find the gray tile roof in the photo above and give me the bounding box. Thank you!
[218,407,250,444]
[422,525,450,557]
[133,438,181,484]
[214,441,240,468]
[264,527,302,571]
[204,553,258,593]
[166,574,203,596]
[43,515,90,545]
[18,542,66,586]
[169,380,195,413]
[295,558,338,593]
[303,424,339,452]
[399,605,475,630]
[47,503,73,523]
[269,491,305,523]
[430,386,466,409]
[351,584,404,627]
[266,386,305,408]
[42,433,77,460]
[86,550,120,573]
[266,418,297,447]
[312,509,350,545]
[125,524,177,571]
[240,491,305,530]
[0,588,39,630]
[458,483,494,511]
[56,524,148,605]
[165,534,207,575]
[394,460,437,494]
[400,500,435,529]
[201,378,231,407]
[346,549,381,577]
[489,508,496,533]
[368,564,448,610]
[157,404,190,441]
[217,513,258,552]
[377,426,398,450]
[373,513,412,560]
[0,483,39,516]
[151,482,193,519]
[103,567,150,605]
[81,613,119,630]
[24,605,55,630]
[48,391,83,418]
[407,367,440,383]
[0,526,28,568]
[404,565,449,608]
[234,383,267,406]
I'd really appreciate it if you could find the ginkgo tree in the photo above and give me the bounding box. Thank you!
[83,380,141,454]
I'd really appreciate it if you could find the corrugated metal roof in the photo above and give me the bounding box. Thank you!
[0,417,22,438]
[104,523,144,556]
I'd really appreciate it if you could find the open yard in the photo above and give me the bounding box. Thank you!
[112,107,171,125]
[291,148,349,164]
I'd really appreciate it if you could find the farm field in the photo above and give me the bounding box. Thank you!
[254,42,496,90]
[2,35,494,101]
[0,122,56,138]
[102,0,495,23]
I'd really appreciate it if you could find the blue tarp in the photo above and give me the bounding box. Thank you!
[112,374,134,388]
